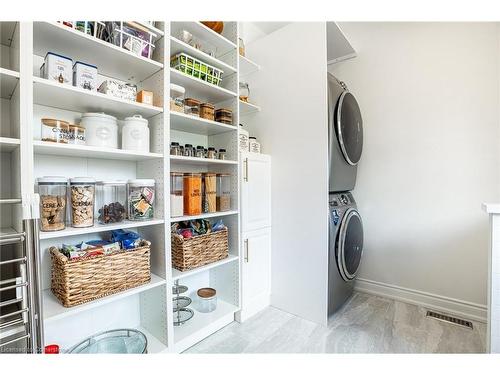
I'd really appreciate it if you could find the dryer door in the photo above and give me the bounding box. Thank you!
[335,91,363,166]
[336,208,363,281]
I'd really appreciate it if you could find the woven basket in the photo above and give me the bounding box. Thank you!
[171,228,228,271]
[50,240,151,308]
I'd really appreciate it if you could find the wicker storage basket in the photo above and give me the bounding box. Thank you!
[50,240,151,307]
[172,228,228,271]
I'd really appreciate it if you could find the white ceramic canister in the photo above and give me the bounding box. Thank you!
[239,124,249,152]
[122,115,150,152]
[80,113,118,149]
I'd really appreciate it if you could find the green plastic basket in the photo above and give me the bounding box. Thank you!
[170,52,223,86]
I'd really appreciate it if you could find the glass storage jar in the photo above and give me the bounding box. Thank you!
[216,174,231,212]
[183,144,194,157]
[195,146,205,158]
[239,82,250,103]
[170,83,185,113]
[127,179,155,221]
[170,142,181,155]
[68,124,86,145]
[184,98,200,117]
[96,181,127,224]
[38,176,67,232]
[218,149,226,160]
[183,173,202,216]
[170,172,184,217]
[70,177,96,228]
[200,103,215,121]
[207,147,216,159]
[202,173,217,213]
[197,288,217,313]
[41,118,70,143]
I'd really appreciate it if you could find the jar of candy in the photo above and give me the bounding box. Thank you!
[127,179,155,221]
[96,181,127,224]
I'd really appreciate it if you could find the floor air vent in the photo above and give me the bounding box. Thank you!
[426,311,473,329]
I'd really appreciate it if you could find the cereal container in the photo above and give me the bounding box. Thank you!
[170,172,184,217]
[183,173,202,216]
[70,177,96,228]
[216,174,231,211]
[37,176,67,232]
[127,179,155,221]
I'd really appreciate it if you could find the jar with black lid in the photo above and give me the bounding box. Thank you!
[196,146,205,158]
[170,142,181,155]
[218,149,226,160]
[184,144,194,157]
[207,147,216,159]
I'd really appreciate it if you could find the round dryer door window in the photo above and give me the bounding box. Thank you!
[337,208,364,281]
[336,91,363,166]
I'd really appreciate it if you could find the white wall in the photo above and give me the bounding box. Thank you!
[245,23,329,325]
[330,23,500,315]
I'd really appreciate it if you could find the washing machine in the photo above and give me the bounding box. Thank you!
[328,191,364,315]
[328,73,363,193]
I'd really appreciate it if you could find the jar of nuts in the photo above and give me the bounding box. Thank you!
[37,176,68,232]
[69,177,96,228]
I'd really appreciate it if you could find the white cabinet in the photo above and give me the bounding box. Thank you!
[241,152,271,233]
[237,152,271,322]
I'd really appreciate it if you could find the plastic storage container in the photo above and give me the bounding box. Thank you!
[215,108,232,124]
[96,181,127,224]
[200,103,215,121]
[197,288,217,313]
[170,52,223,86]
[122,115,150,152]
[70,177,96,228]
[80,112,118,148]
[170,172,184,218]
[40,52,72,85]
[216,174,231,212]
[41,118,70,143]
[67,328,147,354]
[38,176,67,232]
[68,124,86,145]
[170,83,185,113]
[127,179,155,221]
[202,173,217,213]
[73,61,98,91]
[183,173,202,216]
[184,98,200,117]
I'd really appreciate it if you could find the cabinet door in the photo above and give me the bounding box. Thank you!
[242,227,271,308]
[241,152,271,232]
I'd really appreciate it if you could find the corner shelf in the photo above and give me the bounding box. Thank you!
[170,111,236,136]
[33,141,164,161]
[239,55,260,76]
[33,77,163,119]
[239,100,260,115]
[0,68,19,99]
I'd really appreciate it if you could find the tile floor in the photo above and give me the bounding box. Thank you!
[185,292,486,353]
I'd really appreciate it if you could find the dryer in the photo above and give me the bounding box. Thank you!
[328,73,363,193]
[328,192,364,315]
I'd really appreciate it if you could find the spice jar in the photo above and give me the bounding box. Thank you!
[216,174,231,212]
[184,144,194,157]
[38,176,67,232]
[202,173,217,213]
[195,146,205,158]
[184,98,200,117]
[218,149,226,160]
[170,84,185,113]
[41,118,70,143]
[207,147,217,159]
[127,179,155,221]
[170,172,184,217]
[70,177,96,228]
[200,103,215,121]
[96,181,126,224]
[170,142,181,155]
[68,124,86,145]
[183,173,202,216]
[215,108,232,124]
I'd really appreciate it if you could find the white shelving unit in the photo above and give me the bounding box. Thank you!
[1,21,243,354]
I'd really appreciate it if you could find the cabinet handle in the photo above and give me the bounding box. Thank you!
[244,239,249,263]
[244,158,249,182]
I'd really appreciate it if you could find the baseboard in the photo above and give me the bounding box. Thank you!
[355,278,487,323]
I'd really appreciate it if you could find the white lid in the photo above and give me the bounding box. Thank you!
[97,180,127,186]
[127,179,155,187]
[70,177,96,184]
[124,114,148,124]
[170,83,185,94]
[81,112,117,121]
[37,176,67,184]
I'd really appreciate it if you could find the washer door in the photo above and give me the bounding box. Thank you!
[335,91,363,166]
[336,208,364,281]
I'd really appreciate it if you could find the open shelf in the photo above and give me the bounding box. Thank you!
[239,55,260,76]
[33,22,164,83]
[0,68,19,100]
[172,254,239,281]
[170,68,237,103]
[0,137,20,152]
[170,111,236,136]
[33,141,163,161]
[42,273,166,323]
[170,155,237,166]
[171,22,237,57]
[174,299,239,351]
[170,210,239,223]
[136,325,168,353]
[33,77,163,119]
[39,219,165,240]
[170,37,237,75]
[239,100,260,115]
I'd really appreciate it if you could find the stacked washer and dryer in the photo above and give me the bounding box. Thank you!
[327,74,364,315]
